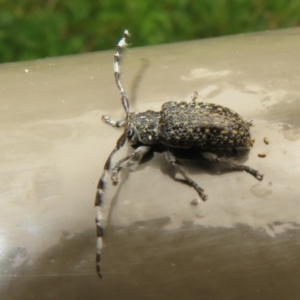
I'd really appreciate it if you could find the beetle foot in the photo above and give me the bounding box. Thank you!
[111,171,119,185]
[195,186,208,201]
[254,171,264,181]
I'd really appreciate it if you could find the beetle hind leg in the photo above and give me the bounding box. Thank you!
[201,152,264,181]
[165,151,208,201]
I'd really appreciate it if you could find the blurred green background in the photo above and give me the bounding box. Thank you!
[1,0,300,63]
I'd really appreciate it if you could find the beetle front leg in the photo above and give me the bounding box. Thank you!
[165,151,208,201]
[111,146,151,185]
[102,115,126,128]
[201,152,264,180]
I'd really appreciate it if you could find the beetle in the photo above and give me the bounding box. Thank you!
[94,30,263,278]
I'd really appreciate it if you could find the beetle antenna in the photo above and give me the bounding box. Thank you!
[114,30,130,117]
[95,132,127,278]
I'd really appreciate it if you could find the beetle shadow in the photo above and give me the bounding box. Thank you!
[106,145,253,221]
[130,58,150,109]
[142,148,252,191]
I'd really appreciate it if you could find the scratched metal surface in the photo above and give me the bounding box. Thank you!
[1,28,300,300]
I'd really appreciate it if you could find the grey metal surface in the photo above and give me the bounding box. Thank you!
[1,28,300,299]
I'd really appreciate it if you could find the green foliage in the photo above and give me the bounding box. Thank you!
[0,0,300,63]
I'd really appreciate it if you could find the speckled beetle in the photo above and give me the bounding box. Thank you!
[95,30,263,278]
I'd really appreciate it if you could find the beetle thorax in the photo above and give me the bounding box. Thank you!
[126,110,160,145]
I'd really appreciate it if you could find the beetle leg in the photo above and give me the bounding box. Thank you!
[190,91,198,102]
[201,152,264,181]
[102,116,126,128]
[111,146,151,185]
[245,119,253,126]
[165,151,208,201]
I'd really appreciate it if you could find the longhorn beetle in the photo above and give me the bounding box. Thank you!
[95,30,263,278]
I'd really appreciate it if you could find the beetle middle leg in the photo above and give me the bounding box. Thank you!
[111,146,151,185]
[201,152,264,180]
[165,151,208,201]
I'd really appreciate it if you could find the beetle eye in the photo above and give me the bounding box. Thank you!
[126,127,137,145]
[126,128,133,138]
